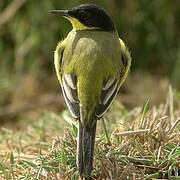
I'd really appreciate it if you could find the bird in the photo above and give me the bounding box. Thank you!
[50,4,131,178]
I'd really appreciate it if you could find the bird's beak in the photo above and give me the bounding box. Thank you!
[49,10,69,17]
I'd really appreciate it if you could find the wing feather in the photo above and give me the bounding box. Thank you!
[61,74,80,118]
[95,39,131,118]
[64,74,77,90]
[61,84,80,118]
[54,41,80,119]
[101,79,118,105]
[95,79,119,118]
[62,76,78,103]
[102,77,116,90]
[61,75,80,118]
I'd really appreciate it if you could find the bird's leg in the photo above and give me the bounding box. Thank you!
[102,118,111,145]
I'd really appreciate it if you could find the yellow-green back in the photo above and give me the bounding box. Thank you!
[60,30,121,123]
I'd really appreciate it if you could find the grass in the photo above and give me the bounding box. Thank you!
[0,89,179,179]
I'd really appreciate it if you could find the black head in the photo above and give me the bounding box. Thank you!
[50,4,116,32]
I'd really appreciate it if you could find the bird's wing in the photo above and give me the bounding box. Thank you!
[95,38,131,118]
[54,41,80,119]
[61,74,80,118]
[118,38,131,86]
[95,76,119,118]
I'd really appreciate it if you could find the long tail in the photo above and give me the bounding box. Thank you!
[77,121,97,178]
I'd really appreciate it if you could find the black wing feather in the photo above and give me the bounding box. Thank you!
[95,77,119,118]
[61,81,80,118]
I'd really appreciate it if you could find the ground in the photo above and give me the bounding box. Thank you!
[0,87,179,179]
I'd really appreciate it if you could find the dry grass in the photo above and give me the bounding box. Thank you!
[0,88,179,179]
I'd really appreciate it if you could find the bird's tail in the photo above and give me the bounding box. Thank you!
[77,121,97,178]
